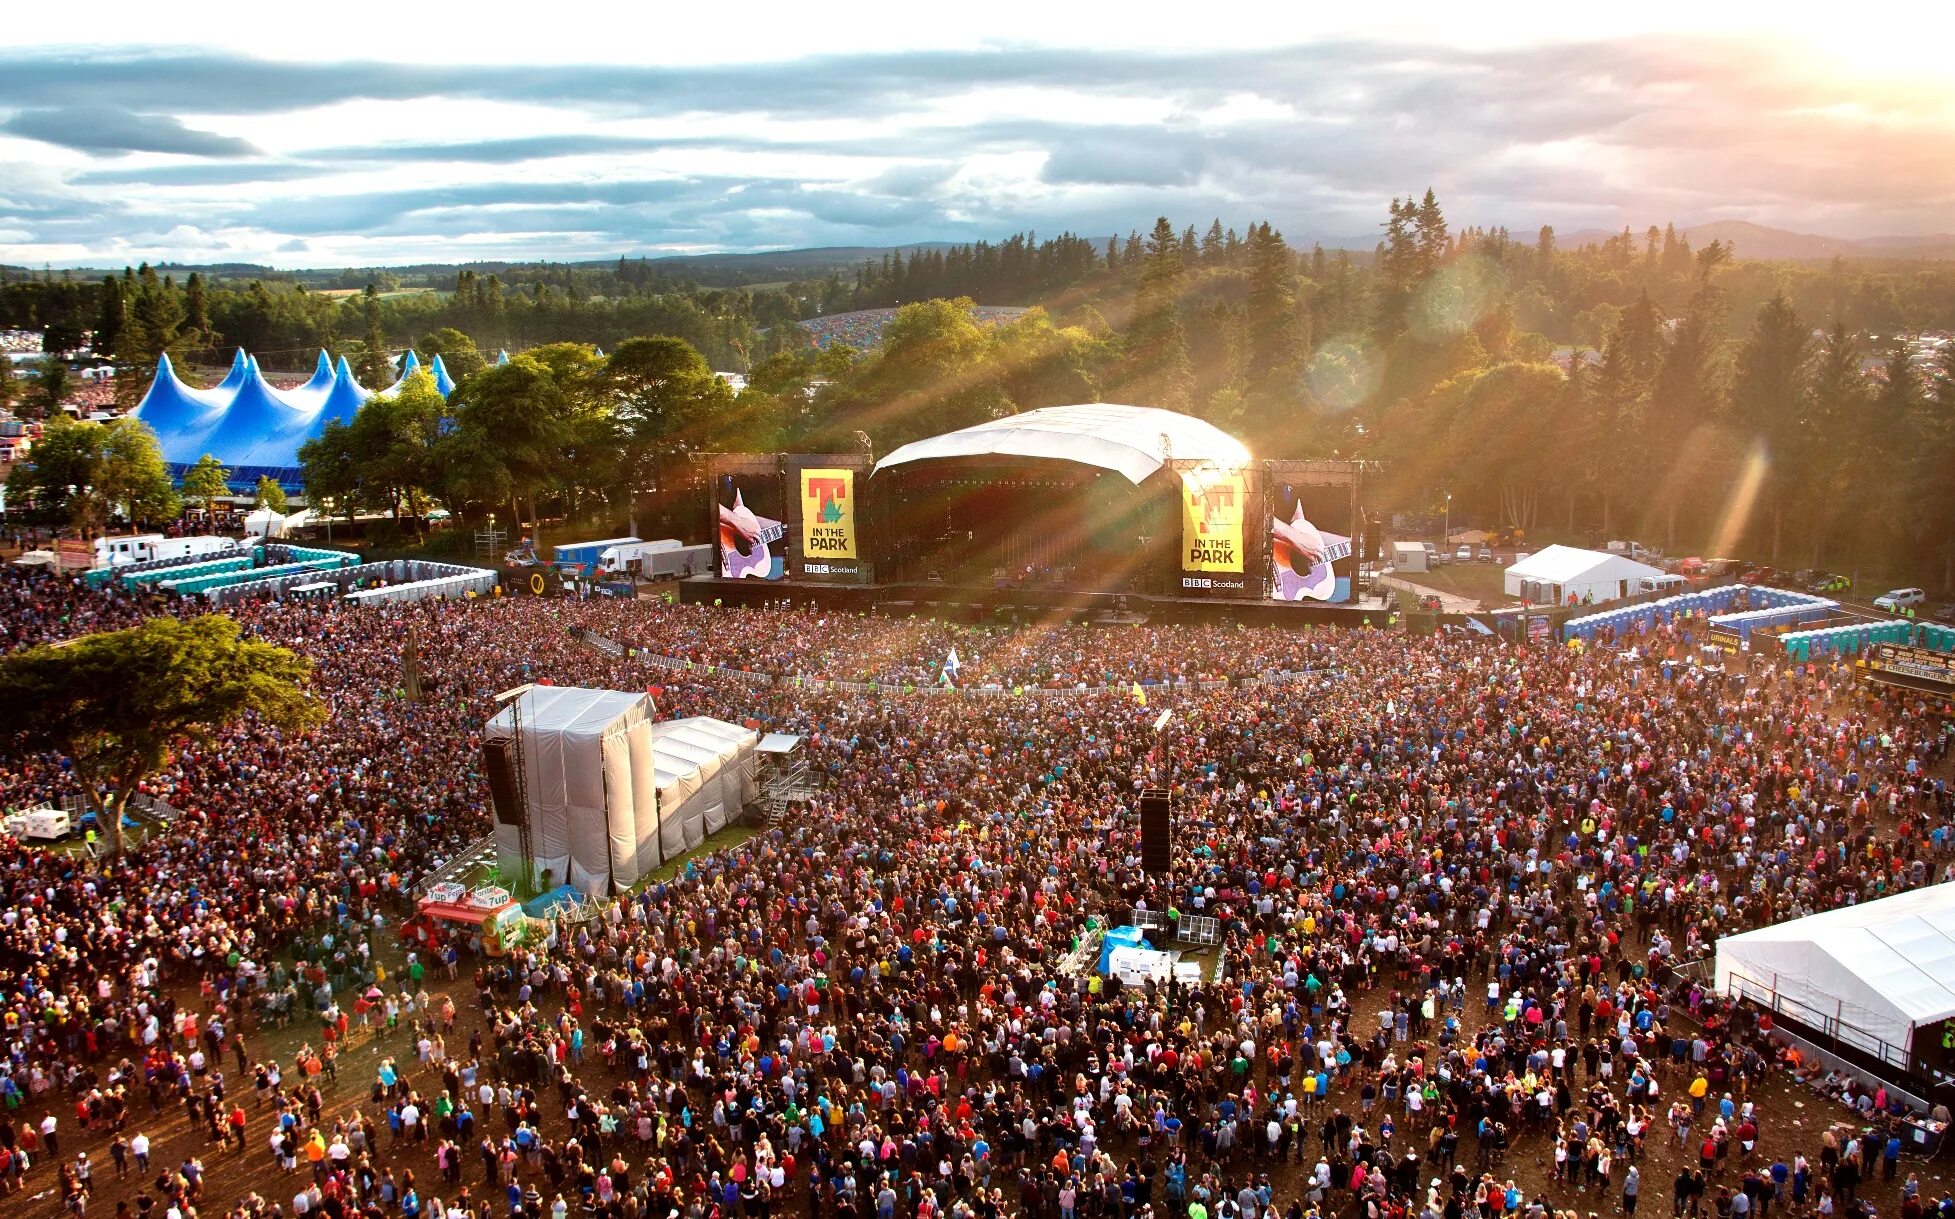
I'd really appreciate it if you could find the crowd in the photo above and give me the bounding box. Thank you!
[0,567,1951,1219]
[789,308,1025,353]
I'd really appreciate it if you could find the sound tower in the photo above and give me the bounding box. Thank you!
[483,737,525,827]
[1139,787,1172,875]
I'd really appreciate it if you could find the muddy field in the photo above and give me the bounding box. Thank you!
[11,929,1945,1219]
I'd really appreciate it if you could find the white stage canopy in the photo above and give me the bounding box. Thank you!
[1715,880,1955,1056]
[872,403,1249,485]
[648,717,758,862]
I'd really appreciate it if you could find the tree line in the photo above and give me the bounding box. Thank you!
[7,192,1955,586]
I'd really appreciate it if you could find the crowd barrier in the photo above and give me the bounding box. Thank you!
[626,647,1338,698]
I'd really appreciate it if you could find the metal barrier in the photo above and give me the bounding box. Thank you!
[414,832,500,899]
[567,626,625,658]
[1177,914,1223,948]
[1722,965,1915,1072]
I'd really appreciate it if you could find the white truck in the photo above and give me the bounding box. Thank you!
[94,533,240,569]
[599,540,714,579]
[2,806,73,841]
[1607,540,1655,562]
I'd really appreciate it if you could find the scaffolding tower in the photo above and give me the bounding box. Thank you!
[753,733,816,826]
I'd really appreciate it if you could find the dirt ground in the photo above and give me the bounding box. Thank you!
[12,922,1947,1219]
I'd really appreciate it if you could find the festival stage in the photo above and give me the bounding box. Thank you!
[700,405,1377,627]
[679,574,1392,627]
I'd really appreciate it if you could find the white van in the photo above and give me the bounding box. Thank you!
[1635,575,1686,596]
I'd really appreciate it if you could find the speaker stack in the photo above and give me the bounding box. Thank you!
[1139,786,1172,875]
[483,738,524,826]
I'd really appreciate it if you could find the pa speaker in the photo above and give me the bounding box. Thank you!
[483,737,524,827]
[1139,787,1172,875]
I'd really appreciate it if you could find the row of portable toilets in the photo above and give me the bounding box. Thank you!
[1557,583,1955,663]
[1780,618,1955,661]
[93,545,359,597]
[1561,584,1835,643]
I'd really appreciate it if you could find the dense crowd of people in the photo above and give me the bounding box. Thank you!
[791,308,1025,353]
[0,566,1951,1219]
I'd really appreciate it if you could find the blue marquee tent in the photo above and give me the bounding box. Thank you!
[129,346,456,493]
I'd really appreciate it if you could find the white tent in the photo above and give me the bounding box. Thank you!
[1504,544,1663,606]
[487,687,661,896]
[1715,881,1955,1059]
[243,506,288,538]
[648,717,758,862]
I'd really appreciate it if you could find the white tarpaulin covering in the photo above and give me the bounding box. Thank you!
[1715,881,1955,1053]
[873,403,1249,485]
[648,717,757,862]
[488,687,656,897]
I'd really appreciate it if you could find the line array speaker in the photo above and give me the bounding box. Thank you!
[1139,786,1171,875]
[483,737,524,827]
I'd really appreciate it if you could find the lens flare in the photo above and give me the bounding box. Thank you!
[1305,338,1382,412]
[1710,442,1770,560]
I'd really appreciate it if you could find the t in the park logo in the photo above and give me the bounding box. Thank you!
[800,468,857,559]
[1181,468,1244,573]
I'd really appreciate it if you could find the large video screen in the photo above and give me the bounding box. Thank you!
[716,472,786,581]
[1269,482,1354,603]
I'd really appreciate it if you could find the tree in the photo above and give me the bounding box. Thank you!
[1728,293,1812,558]
[0,615,322,857]
[182,272,211,345]
[436,356,578,528]
[418,327,487,379]
[352,369,450,524]
[1438,362,1566,533]
[1244,223,1299,390]
[182,454,232,518]
[33,355,71,418]
[602,337,734,530]
[1412,188,1449,278]
[1864,333,1926,560]
[1118,217,1195,410]
[296,419,367,521]
[0,352,13,412]
[254,475,288,514]
[1582,295,1666,534]
[360,284,391,387]
[1645,285,1729,547]
[95,276,126,357]
[1800,322,1864,565]
[94,418,181,525]
[7,416,178,529]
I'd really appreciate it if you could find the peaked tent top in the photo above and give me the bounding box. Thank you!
[430,354,457,397]
[214,348,250,395]
[281,349,338,408]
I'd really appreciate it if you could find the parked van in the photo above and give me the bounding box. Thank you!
[1635,574,1685,596]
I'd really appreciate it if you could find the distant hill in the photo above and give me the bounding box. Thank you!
[1557,221,1955,261]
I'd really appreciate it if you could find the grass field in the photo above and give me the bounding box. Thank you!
[645,821,759,883]
[1400,562,1512,605]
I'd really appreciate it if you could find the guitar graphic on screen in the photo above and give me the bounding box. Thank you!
[718,489,785,579]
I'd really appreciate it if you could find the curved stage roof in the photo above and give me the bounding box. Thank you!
[872,403,1250,484]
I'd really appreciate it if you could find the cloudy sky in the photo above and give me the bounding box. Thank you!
[2,1,1951,268]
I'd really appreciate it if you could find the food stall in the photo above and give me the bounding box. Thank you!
[401,884,530,956]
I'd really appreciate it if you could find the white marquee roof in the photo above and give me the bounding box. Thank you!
[1505,544,1662,584]
[873,404,1250,484]
[487,686,644,741]
[1715,881,1955,1050]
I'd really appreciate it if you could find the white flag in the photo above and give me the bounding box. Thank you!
[943,647,961,685]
